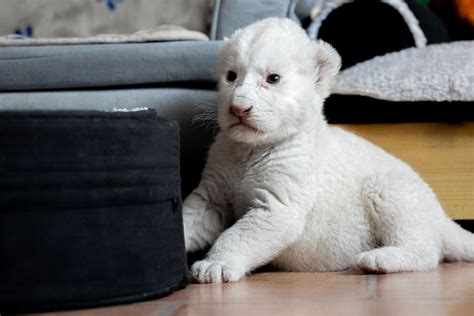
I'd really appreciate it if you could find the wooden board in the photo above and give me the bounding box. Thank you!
[339,123,474,220]
[41,263,474,316]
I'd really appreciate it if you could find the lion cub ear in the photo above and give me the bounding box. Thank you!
[313,40,341,99]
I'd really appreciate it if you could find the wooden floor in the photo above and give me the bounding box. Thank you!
[39,263,474,316]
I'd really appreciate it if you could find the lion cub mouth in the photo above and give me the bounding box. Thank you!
[229,119,261,133]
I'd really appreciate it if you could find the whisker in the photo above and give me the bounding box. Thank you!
[193,101,220,133]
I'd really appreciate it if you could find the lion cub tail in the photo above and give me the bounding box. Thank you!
[442,219,474,262]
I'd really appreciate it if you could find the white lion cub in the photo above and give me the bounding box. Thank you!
[183,17,474,283]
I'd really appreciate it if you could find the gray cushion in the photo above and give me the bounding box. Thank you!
[0,41,221,91]
[210,0,293,40]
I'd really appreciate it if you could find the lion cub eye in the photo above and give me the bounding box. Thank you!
[226,70,237,82]
[266,74,281,84]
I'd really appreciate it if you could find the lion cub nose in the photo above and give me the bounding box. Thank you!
[230,105,253,118]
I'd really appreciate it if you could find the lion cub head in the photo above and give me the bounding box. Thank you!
[217,17,341,144]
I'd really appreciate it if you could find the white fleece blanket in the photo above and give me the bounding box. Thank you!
[0,25,208,46]
[333,41,474,102]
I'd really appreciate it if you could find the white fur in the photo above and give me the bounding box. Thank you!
[182,18,474,283]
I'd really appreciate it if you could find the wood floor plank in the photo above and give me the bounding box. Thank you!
[38,263,474,316]
[173,300,474,316]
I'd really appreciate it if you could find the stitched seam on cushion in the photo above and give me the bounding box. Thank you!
[1,182,180,190]
[0,199,181,213]
[0,165,178,172]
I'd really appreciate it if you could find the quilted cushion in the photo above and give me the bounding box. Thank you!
[0,109,188,313]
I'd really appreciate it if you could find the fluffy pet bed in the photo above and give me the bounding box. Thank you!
[0,109,188,313]
[334,41,473,101]
[326,40,474,123]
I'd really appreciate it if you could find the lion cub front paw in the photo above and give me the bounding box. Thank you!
[191,259,246,283]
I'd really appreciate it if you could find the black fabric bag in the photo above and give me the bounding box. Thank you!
[317,0,450,69]
[0,109,189,313]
